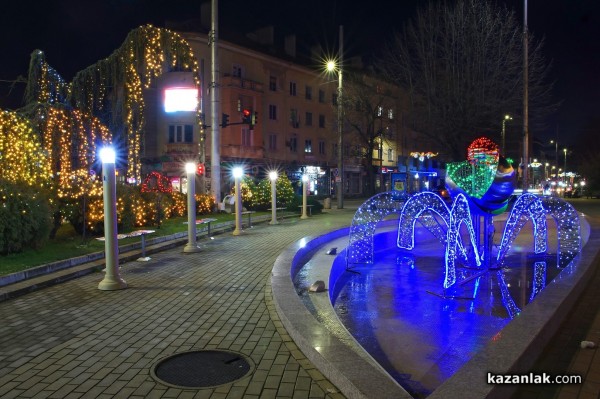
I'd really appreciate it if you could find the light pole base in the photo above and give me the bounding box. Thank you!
[301,214,308,220]
[269,220,279,225]
[232,228,242,236]
[98,275,127,291]
[183,244,202,253]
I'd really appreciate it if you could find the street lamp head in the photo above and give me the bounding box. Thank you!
[269,171,278,181]
[99,147,116,164]
[325,59,337,73]
[563,148,567,154]
[232,167,243,179]
[504,114,512,120]
[302,174,308,183]
[185,162,196,174]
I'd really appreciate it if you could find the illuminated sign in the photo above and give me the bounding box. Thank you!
[164,88,198,112]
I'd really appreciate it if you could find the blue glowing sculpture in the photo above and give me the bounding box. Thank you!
[346,137,582,298]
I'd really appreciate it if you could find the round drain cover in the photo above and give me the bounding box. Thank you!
[151,350,253,388]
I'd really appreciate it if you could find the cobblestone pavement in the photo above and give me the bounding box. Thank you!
[0,206,358,399]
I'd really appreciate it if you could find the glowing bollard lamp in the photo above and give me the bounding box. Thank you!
[184,162,201,253]
[97,147,127,291]
[301,174,309,219]
[232,167,243,236]
[269,171,279,225]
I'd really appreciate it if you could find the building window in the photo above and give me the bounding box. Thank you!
[289,81,297,96]
[242,127,252,147]
[332,93,338,106]
[269,75,277,91]
[305,85,312,100]
[269,133,277,151]
[319,89,325,103]
[232,63,244,78]
[387,148,394,162]
[318,114,325,128]
[377,106,383,117]
[269,104,277,120]
[289,136,297,152]
[319,140,326,155]
[388,109,394,120]
[168,124,193,143]
[290,109,299,128]
[304,139,312,153]
[305,112,313,126]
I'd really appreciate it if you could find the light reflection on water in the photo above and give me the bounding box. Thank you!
[328,230,567,398]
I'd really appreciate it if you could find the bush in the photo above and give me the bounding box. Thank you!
[0,180,52,254]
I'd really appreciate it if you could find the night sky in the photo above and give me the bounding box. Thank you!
[1,0,599,145]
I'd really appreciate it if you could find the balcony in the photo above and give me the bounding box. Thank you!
[222,144,264,159]
[165,142,198,157]
[222,75,264,93]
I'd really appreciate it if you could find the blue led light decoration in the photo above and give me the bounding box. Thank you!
[539,196,581,267]
[347,192,408,265]
[444,193,482,288]
[496,193,548,264]
[397,192,451,250]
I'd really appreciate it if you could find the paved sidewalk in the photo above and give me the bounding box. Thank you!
[1,198,599,399]
[0,205,359,399]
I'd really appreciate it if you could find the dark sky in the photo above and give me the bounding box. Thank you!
[1,0,599,145]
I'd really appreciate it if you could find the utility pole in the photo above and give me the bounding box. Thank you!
[210,0,222,206]
[522,0,529,192]
[336,25,344,209]
[199,59,206,194]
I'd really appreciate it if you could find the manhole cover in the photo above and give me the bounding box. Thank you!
[151,350,253,388]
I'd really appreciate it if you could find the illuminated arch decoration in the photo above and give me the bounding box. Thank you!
[347,192,408,265]
[141,171,173,193]
[397,192,451,250]
[529,262,547,303]
[444,193,482,289]
[496,193,548,264]
[24,24,200,185]
[539,196,581,267]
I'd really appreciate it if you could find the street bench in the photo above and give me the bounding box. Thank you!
[96,229,155,261]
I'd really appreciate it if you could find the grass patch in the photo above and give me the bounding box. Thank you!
[0,211,266,277]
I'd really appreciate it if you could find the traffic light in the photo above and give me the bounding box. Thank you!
[251,112,258,127]
[197,163,205,175]
[242,109,252,124]
[221,113,229,128]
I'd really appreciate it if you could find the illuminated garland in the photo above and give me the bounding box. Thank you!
[0,110,51,185]
[141,171,173,193]
[24,25,200,184]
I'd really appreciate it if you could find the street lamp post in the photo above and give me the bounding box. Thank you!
[550,139,558,171]
[184,162,201,253]
[269,171,278,225]
[97,147,127,291]
[501,114,512,154]
[563,148,567,185]
[327,25,344,209]
[232,167,243,236]
[301,174,309,219]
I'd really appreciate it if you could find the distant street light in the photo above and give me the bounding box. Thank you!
[232,167,243,236]
[563,148,568,185]
[98,147,127,291]
[184,162,201,253]
[501,114,512,154]
[550,139,559,170]
[269,171,278,225]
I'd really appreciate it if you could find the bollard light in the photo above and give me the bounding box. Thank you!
[301,174,309,219]
[232,167,243,235]
[184,162,201,253]
[97,147,127,291]
[269,171,279,225]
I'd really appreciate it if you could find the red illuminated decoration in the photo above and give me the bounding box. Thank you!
[141,171,173,193]
[467,137,499,166]
[197,163,205,175]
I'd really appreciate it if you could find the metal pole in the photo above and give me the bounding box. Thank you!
[563,148,567,185]
[210,0,222,206]
[336,25,344,209]
[269,172,278,225]
[522,0,529,192]
[98,148,127,291]
[301,175,308,219]
[184,163,201,253]
[232,167,242,235]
